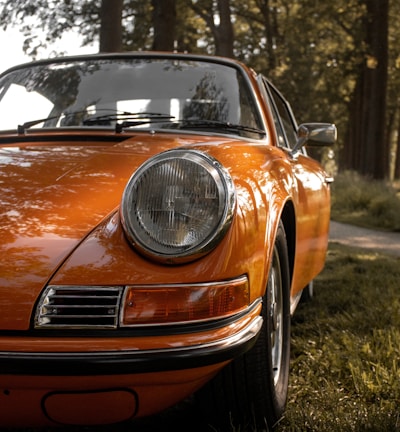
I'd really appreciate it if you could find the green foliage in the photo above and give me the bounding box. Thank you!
[331,171,400,231]
[277,244,400,432]
[0,0,99,57]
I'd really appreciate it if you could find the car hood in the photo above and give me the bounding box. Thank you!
[0,132,229,330]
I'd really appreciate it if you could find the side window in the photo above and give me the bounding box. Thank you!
[262,83,286,148]
[262,79,298,149]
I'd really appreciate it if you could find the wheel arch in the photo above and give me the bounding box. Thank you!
[280,200,296,287]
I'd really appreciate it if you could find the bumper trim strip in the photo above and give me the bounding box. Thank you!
[0,316,263,376]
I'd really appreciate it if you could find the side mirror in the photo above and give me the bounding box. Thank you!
[292,123,337,155]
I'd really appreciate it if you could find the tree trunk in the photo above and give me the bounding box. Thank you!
[255,0,278,71]
[342,0,389,179]
[152,0,176,51]
[187,0,234,57]
[214,0,234,57]
[341,70,364,172]
[395,113,400,180]
[99,0,123,52]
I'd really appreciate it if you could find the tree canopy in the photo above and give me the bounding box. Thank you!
[0,0,399,180]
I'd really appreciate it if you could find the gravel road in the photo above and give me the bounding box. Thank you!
[329,221,400,257]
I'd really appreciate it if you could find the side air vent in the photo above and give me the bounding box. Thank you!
[35,286,124,329]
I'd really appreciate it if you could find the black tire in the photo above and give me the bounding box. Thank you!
[196,221,291,431]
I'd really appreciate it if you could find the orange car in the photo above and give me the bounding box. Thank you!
[0,52,335,429]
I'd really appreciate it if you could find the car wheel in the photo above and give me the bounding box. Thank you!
[196,221,291,431]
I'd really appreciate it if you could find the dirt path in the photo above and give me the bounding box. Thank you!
[329,221,400,257]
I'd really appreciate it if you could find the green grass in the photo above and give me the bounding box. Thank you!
[276,243,400,432]
[331,171,400,232]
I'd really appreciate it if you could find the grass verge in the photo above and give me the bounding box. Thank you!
[330,171,400,232]
[276,243,400,432]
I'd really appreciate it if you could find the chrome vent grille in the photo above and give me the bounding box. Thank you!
[35,286,124,329]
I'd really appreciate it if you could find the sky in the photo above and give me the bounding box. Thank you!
[0,27,97,74]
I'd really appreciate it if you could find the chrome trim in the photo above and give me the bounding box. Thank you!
[13,316,263,358]
[34,285,124,329]
[291,122,337,155]
[120,149,236,264]
[1,315,263,375]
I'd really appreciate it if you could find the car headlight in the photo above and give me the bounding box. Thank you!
[121,149,236,264]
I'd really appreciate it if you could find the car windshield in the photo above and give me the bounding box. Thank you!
[0,56,264,138]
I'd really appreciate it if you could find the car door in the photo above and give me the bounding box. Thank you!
[261,78,332,294]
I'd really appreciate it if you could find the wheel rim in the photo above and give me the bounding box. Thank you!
[268,248,283,386]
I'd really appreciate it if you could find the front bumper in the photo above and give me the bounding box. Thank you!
[0,302,263,426]
[0,308,263,376]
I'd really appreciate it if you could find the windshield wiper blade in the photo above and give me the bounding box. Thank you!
[177,119,266,136]
[83,112,173,123]
[17,109,127,134]
[115,113,176,133]
[82,112,175,132]
[18,115,60,134]
[17,110,173,134]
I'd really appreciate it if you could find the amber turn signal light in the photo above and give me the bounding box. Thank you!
[121,276,249,326]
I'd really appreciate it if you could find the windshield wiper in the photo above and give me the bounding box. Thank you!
[18,115,61,134]
[17,112,264,137]
[82,112,175,133]
[175,119,266,137]
[17,110,174,134]
[17,109,125,134]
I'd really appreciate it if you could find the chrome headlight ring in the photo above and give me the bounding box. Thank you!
[121,149,236,264]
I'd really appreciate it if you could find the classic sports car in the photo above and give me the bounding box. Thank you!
[0,52,335,429]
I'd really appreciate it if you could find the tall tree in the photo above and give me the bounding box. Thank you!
[189,0,234,57]
[386,0,400,180]
[343,0,389,179]
[151,0,176,51]
[215,0,234,57]
[395,119,400,179]
[99,0,123,52]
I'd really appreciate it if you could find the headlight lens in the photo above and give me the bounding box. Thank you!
[121,149,235,263]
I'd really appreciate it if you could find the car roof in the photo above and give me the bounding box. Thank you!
[0,51,251,77]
